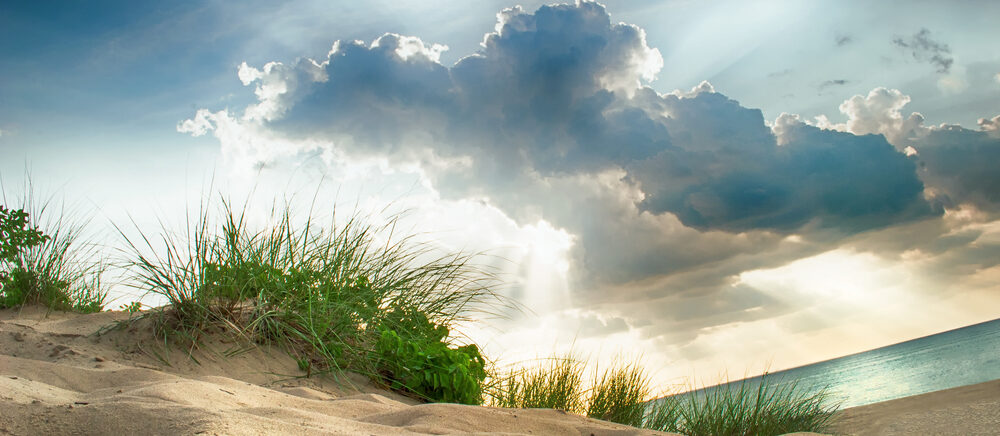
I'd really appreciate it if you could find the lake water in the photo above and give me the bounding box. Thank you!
[663,317,1000,409]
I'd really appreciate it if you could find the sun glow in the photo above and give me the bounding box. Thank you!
[738,249,913,307]
[520,220,573,313]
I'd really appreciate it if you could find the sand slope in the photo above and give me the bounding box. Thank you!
[831,378,1000,436]
[0,307,677,435]
[5,307,997,436]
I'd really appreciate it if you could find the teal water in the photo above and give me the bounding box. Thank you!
[665,317,1000,409]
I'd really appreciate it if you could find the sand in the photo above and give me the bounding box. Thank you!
[830,378,1000,435]
[0,306,676,435]
[1,307,996,436]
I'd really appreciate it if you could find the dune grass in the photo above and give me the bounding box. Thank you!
[586,360,651,427]
[490,354,839,435]
[119,196,507,404]
[490,356,652,427]
[490,354,587,412]
[644,374,840,436]
[0,190,108,313]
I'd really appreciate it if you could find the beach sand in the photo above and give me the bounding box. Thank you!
[1,307,996,435]
[830,378,1000,435]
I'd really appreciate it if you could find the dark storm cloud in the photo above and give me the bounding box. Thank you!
[185,1,943,289]
[893,28,954,73]
[915,125,1000,211]
[630,91,935,233]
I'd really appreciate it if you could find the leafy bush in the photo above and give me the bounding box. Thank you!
[1,206,49,264]
[375,326,487,404]
[1,206,50,307]
[0,203,106,313]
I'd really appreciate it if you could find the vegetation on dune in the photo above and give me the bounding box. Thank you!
[2,183,840,432]
[490,354,587,412]
[120,197,503,404]
[586,360,651,427]
[645,374,840,436]
[490,355,839,435]
[0,197,108,313]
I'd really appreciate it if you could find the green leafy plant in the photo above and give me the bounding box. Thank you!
[0,200,106,313]
[120,301,142,314]
[374,327,487,404]
[1,206,49,307]
[1,206,49,264]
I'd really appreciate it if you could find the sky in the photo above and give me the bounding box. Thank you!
[2,0,1000,390]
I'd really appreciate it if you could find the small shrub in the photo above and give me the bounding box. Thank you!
[0,206,49,263]
[375,311,486,405]
[0,202,106,313]
[120,301,142,314]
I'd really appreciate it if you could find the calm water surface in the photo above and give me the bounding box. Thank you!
[665,317,1000,408]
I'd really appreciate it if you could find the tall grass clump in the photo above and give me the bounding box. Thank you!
[490,354,840,434]
[490,355,587,412]
[586,360,651,427]
[0,191,108,313]
[121,196,507,404]
[489,355,652,427]
[644,374,840,436]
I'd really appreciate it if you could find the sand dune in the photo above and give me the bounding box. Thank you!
[0,307,675,435]
[3,307,997,435]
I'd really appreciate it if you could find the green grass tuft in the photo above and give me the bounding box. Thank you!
[586,360,651,427]
[490,354,840,435]
[644,373,840,436]
[490,355,587,412]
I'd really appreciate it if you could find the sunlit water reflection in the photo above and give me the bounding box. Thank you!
[659,317,1000,409]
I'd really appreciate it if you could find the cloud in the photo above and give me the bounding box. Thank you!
[914,124,1000,211]
[819,79,849,90]
[835,35,852,46]
[804,88,1000,213]
[892,28,954,73]
[810,87,929,147]
[979,115,1000,138]
[183,2,942,283]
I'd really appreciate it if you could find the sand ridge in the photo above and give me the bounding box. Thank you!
[4,306,998,435]
[0,307,677,435]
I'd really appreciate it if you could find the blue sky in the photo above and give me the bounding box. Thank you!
[2,1,1000,386]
